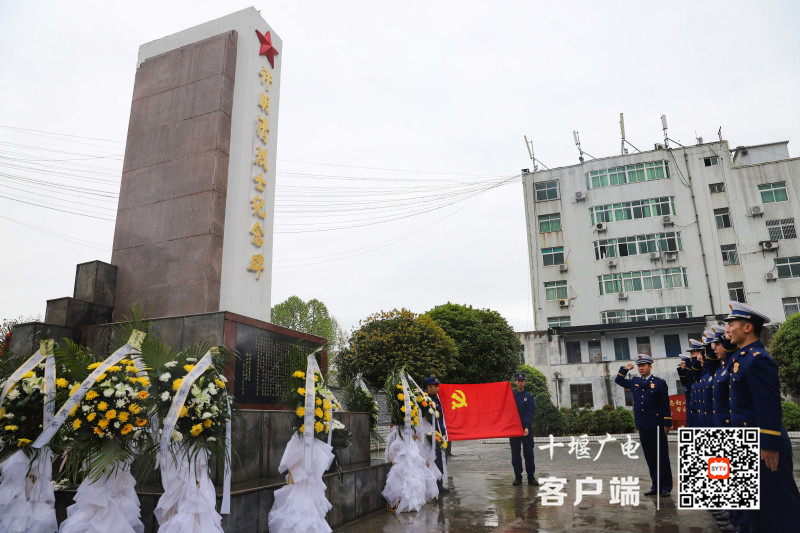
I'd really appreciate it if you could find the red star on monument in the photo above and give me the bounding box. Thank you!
[255,30,278,68]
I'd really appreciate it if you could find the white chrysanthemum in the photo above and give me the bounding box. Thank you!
[82,405,91,412]
[159,372,171,382]
[171,430,183,442]
[103,388,115,397]
[113,422,120,429]
[207,384,217,395]
[161,392,171,402]
[164,361,177,368]
[115,389,126,398]
[7,388,20,400]
[207,437,216,442]
[201,412,213,419]
[219,375,228,383]
[3,412,14,419]
[116,399,126,408]
[185,357,197,363]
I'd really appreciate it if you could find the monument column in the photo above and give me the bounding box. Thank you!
[111,7,280,323]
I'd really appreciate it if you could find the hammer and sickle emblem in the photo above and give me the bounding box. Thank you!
[451,390,467,410]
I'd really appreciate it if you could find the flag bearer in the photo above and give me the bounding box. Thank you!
[509,372,536,486]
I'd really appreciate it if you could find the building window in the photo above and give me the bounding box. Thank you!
[766,218,797,240]
[598,267,688,294]
[570,384,594,408]
[636,336,651,355]
[776,256,800,279]
[518,344,525,364]
[709,182,725,193]
[601,306,693,323]
[588,340,602,363]
[783,297,800,318]
[664,334,682,358]
[728,282,746,302]
[544,280,568,300]
[538,213,562,233]
[548,316,571,328]
[758,182,788,204]
[721,244,739,266]
[535,180,559,201]
[566,341,582,364]
[594,231,682,259]
[614,338,631,361]
[624,389,633,407]
[585,160,670,190]
[542,246,565,266]
[714,208,732,229]
[703,156,719,167]
[590,196,675,225]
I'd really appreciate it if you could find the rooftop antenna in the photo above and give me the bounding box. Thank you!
[718,126,723,142]
[523,135,549,171]
[661,114,669,149]
[619,113,640,154]
[573,130,597,163]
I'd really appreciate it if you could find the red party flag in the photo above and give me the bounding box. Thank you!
[438,382,524,441]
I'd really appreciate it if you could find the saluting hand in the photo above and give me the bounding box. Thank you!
[680,361,686,369]
[625,363,634,370]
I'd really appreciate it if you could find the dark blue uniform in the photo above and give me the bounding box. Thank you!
[615,366,673,493]
[510,389,535,480]
[712,359,731,428]
[431,394,446,489]
[729,341,800,532]
[677,361,693,426]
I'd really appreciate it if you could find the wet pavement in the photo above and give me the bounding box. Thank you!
[334,438,800,533]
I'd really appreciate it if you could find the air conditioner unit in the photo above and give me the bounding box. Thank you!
[607,258,618,268]
[618,292,628,300]
[559,264,568,273]
[559,298,570,307]
[749,205,764,216]
[760,240,779,251]
[662,215,674,226]
[654,143,665,150]
[596,222,607,232]
[765,272,777,281]
[649,251,661,261]
[665,251,678,262]
[575,191,586,201]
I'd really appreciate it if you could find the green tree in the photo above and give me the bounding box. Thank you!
[512,364,549,399]
[533,392,568,436]
[335,308,458,389]
[425,303,520,384]
[768,313,800,399]
[271,296,343,349]
[782,401,800,431]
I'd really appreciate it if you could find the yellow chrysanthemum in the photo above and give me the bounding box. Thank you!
[323,399,330,410]
[70,384,80,395]
[21,371,35,379]
[172,379,183,391]
[203,419,212,428]
[442,441,448,449]
[106,366,122,372]
[190,424,203,436]
[396,384,403,389]
[293,371,305,379]
[86,390,99,400]
[323,411,331,422]
[397,393,405,400]
[105,409,117,420]
[313,374,319,382]
[214,379,225,388]
[70,405,78,417]
[97,401,108,411]
[56,378,68,388]
[17,438,32,447]
[129,404,141,414]
[97,373,107,380]
[135,417,147,427]
[314,421,324,433]
[125,365,140,373]
[97,419,109,429]
[120,424,133,435]
[138,377,150,387]
[137,391,149,400]
[314,407,323,418]
[179,406,188,418]
[87,362,101,370]
[118,412,129,423]
[4,425,19,431]
[73,419,82,429]
[87,412,96,422]
[400,406,406,413]
[93,427,103,436]
[297,387,305,395]
[315,398,322,406]
[184,364,195,373]
[416,396,423,403]
[296,406,305,417]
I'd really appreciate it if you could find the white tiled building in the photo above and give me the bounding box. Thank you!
[518,139,800,410]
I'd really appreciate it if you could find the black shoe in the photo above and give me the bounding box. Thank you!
[439,487,451,495]
[644,489,657,496]
[528,477,539,486]
[512,477,522,486]
[660,490,671,497]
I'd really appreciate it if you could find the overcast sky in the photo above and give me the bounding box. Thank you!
[1,1,799,336]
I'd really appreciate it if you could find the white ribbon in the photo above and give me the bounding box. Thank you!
[0,339,53,410]
[405,375,436,458]
[399,373,412,441]
[44,345,56,425]
[302,353,318,468]
[222,391,231,515]
[32,332,144,449]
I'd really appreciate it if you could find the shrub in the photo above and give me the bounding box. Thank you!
[783,401,800,431]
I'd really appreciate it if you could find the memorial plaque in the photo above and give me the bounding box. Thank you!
[234,323,321,404]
